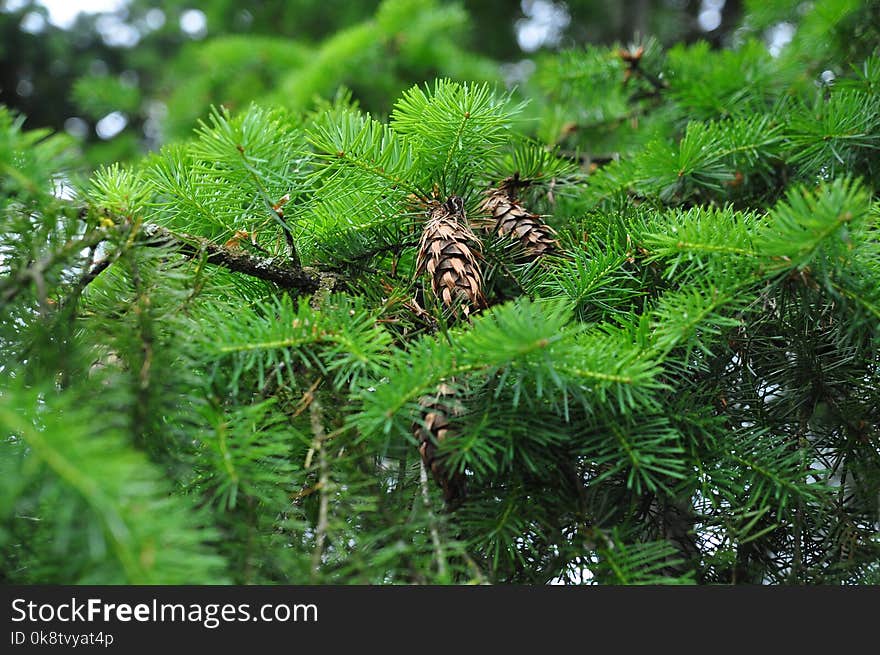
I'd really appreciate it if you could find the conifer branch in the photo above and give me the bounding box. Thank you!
[129,256,154,448]
[234,144,302,268]
[1,407,141,581]
[73,255,113,298]
[308,392,330,581]
[0,228,109,305]
[334,152,426,200]
[140,224,319,293]
[419,458,448,579]
[830,281,880,319]
[5,7,880,585]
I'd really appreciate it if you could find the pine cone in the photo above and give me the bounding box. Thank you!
[413,382,467,507]
[479,183,560,262]
[416,196,486,319]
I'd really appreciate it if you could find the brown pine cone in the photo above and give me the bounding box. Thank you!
[479,183,560,262]
[413,382,467,507]
[416,196,487,319]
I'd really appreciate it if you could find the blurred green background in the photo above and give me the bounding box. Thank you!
[1,0,744,167]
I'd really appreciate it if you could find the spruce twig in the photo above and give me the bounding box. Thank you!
[0,229,110,306]
[308,393,330,581]
[419,458,448,579]
[140,224,319,293]
[129,256,154,451]
[235,144,302,268]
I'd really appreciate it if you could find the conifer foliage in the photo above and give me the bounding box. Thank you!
[1,0,879,585]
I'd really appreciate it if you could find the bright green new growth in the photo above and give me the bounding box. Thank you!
[2,0,879,585]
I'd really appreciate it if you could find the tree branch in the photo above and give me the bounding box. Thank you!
[419,458,448,579]
[308,393,330,581]
[59,254,113,313]
[0,229,108,306]
[141,224,320,293]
